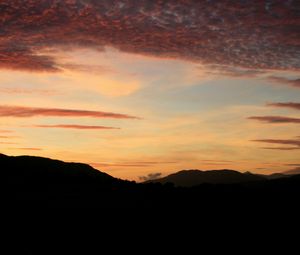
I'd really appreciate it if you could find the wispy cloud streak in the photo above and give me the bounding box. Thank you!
[0,105,139,119]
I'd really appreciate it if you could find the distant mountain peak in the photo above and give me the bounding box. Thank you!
[145,169,266,187]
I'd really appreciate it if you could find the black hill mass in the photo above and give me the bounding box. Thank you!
[144,169,266,186]
[1,153,300,208]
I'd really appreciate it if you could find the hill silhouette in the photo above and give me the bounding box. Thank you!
[145,169,266,187]
[1,153,115,183]
[1,153,300,208]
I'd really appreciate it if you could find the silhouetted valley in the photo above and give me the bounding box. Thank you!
[1,154,300,208]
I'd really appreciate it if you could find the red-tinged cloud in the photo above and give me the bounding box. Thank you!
[11,148,42,151]
[33,124,120,130]
[267,102,300,111]
[252,139,300,150]
[0,105,139,119]
[92,163,152,168]
[90,161,177,167]
[91,161,176,168]
[248,116,300,123]
[0,0,299,72]
[267,77,300,88]
[261,147,300,150]
[199,159,235,163]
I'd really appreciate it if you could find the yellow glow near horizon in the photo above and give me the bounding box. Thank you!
[0,48,299,181]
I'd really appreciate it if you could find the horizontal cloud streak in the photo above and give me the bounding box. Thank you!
[0,105,139,119]
[267,77,300,88]
[0,1,299,72]
[252,139,300,147]
[0,130,13,133]
[248,116,300,123]
[261,147,300,151]
[33,124,120,130]
[10,148,42,151]
[267,102,300,111]
[91,161,176,168]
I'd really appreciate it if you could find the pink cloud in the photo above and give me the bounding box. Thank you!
[0,105,139,119]
[33,124,120,130]
[248,116,300,123]
[11,148,42,151]
[91,161,176,168]
[252,138,300,151]
[261,147,300,151]
[266,102,300,111]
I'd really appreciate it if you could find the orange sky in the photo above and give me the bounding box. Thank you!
[0,1,299,180]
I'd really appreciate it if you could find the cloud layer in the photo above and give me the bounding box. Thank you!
[33,124,120,130]
[267,102,300,111]
[0,105,138,119]
[0,0,299,72]
[252,138,300,150]
[11,148,42,151]
[248,116,300,123]
[261,147,300,151]
[252,139,300,146]
[267,77,300,88]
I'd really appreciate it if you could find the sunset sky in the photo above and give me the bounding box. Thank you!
[0,0,299,180]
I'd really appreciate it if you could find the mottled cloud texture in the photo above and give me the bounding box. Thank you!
[248,116,300,123]
[33,124,120,130]
[0,105,138,119]
[267,102,300,111]
[0,0,299,72]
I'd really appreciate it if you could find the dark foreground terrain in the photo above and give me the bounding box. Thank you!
[1,153,300,209]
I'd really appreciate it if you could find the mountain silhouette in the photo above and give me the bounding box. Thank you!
[145,169,266,187]
[1,153,300,208]
[1,153,116,184]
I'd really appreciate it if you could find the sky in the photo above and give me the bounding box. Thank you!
[0,0,299,180]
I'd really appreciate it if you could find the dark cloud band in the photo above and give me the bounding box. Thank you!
[0,105,139,119]
[267,102,300,111]
[32,124,120,130]
[252,139,300,147]
[248,116,300,123]
[0,0,299,72]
